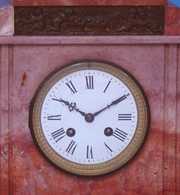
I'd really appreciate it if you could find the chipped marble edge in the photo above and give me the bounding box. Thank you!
[0,6,14,36]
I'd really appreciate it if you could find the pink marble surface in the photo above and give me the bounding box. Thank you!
[0,36,179,195]
[0,6,14,35]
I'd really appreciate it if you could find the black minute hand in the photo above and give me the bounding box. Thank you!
[93,93,130,117]
[109,93,130,106]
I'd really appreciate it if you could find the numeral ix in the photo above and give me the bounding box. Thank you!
[48,115,61,120]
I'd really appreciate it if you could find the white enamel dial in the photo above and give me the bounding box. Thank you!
[32,62,149,176]
[40,69,138,164]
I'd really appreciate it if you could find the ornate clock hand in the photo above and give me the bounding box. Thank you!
[74,106,86,116]
[93,93,130,117]
[52,98,86,116]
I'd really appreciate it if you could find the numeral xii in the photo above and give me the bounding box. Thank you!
[85,76,94,89]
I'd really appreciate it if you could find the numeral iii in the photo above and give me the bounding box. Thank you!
[118,114,132,120]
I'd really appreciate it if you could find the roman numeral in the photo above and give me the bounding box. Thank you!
[66,81,77,94]
[104,142,113,152]
[86,145,93,159]
[47,115,61,120]
[85,76,94,89]
[103,80,111,93]
[51,128,66,142]
[66,140,77,155]
[113,128,128,142]
[118,114,132,121]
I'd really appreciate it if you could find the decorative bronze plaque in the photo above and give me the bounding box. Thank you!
[15,6,164,35]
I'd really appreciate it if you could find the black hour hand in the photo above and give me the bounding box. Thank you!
[52,98,86,116]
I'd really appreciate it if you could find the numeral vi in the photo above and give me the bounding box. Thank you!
[86,145,93,159]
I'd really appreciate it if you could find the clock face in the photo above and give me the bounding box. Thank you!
[31,61,149,176]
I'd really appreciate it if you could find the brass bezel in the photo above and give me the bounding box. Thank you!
[31,61,149,176]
